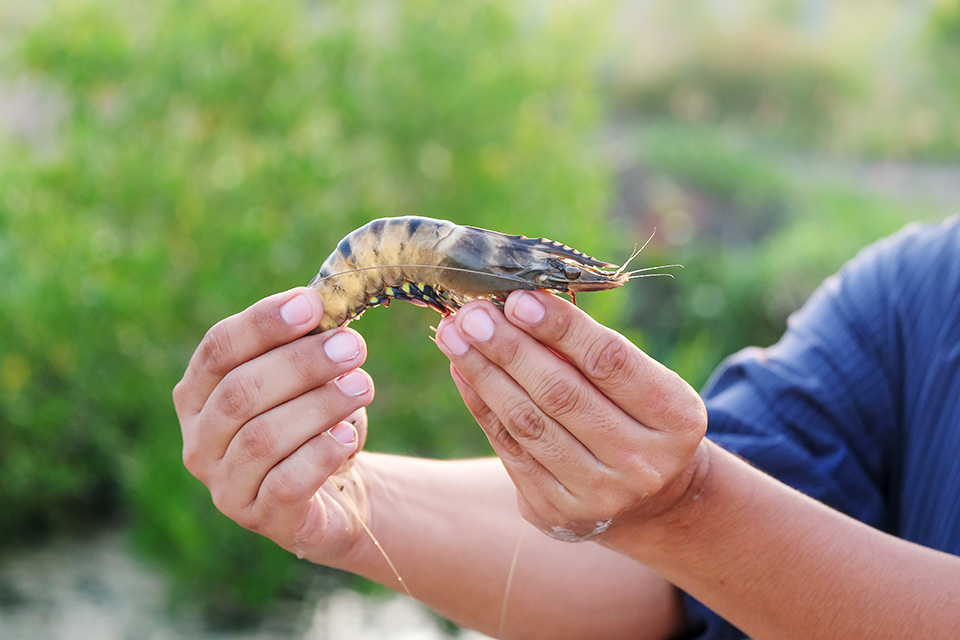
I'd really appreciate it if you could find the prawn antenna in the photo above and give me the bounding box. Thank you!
[337,489,414,599]
[614,229,683,279]
[498,521,528,639]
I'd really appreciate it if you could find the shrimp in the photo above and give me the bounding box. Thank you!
[308,215,669,332]
[307,215,675,637]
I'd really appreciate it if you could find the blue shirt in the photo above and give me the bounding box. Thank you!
[682,216,960,639]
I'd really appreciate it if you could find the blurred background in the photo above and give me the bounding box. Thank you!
[0,0,957,637]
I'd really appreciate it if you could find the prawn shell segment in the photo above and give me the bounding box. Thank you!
[309,217,461,331]
[436,226,626,297]
[465,228,619,270]
[307,216,629,332]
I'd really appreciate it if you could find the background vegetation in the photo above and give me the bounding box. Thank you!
[0,0,955,630]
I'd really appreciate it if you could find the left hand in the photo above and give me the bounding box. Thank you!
[434,290,708,541]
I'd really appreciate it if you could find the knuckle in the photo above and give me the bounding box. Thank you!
[235,418,278,462]
[535,375,584,418]
[208,484,233,516]
[197,320,234,375]
[582,333,634,386]
[470,396,498,426]
[490,422,524,459]
[239,513,265,535]
[216,372,263,421]
[504,402,548,442]
[237,499,270,534]
[181,444,203,477]
[469,398,524,459]
[264,467,304,506]
[172,379,187,409]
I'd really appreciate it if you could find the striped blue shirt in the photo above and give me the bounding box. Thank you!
[683,216,960,638]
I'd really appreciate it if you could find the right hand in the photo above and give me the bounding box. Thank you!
[173,287,375,563]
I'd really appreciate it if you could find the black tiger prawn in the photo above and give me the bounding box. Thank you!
[308,215,670,332]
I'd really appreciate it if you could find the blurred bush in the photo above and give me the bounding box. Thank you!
[0,0,616,621]
[926,0,960,96]
[612,0,960,159]
[602,0,954,383]
[617,122,939,387]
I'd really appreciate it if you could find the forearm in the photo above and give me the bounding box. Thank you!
[609,441,960,640]
[337,452,682,640]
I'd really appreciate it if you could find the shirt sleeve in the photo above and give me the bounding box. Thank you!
[678,219,960,639]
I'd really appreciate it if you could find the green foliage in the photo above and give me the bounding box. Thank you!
[623,122,938,387]
[612,0,960,159]
[926,1,960,99]
[0,0,614,621]
[625,45,859,148]
[928,0,960,49]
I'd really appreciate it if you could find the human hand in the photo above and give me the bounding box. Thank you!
[174,288,375,563]
[434,291,707,542]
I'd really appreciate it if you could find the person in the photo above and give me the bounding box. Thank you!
[174,216,960,639]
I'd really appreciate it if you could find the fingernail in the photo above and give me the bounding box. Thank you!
[461,308,495,342]
[280,294,313,326]
[438,321,469,356]
[334,371,370,397]
[512,292,545,325]
[323,331,361,363]
[329,422,357,445]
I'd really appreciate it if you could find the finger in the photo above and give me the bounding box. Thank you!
[449,359,625,539]
[448,363,581,521]
[183,327,367,477]
[438,301,650,466]
[343,406,369,453]
[448,363,531,467]
[437,314,604,489]
[173,287,324,418]
[212,370,373,514]
[199,328,366,450]
[504,290,706,437]
[244,421,360,541]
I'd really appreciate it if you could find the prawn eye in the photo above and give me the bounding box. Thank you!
[563,265,581,280]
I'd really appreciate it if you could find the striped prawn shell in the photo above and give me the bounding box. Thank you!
[308,216,626,332]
